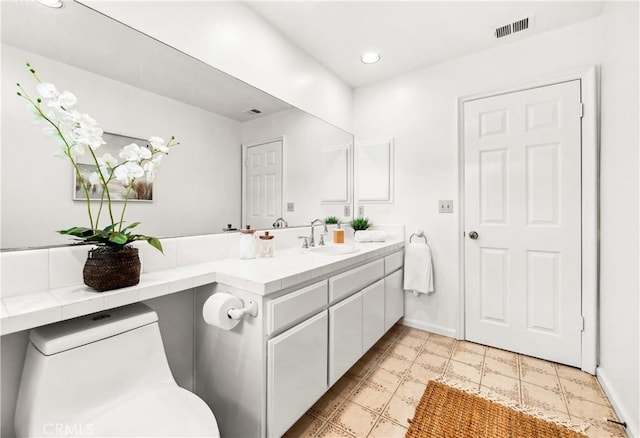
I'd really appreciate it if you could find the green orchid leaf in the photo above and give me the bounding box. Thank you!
[147,237,163,254]
[121,222,141,233]
[58,226,93,237]
[103,223,122,232]
[108,232,128,245]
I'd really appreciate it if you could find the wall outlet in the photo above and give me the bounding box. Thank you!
[439,200,453,213]
[287,202,295,212]
[344,205,350,216]
[358,206,365,216]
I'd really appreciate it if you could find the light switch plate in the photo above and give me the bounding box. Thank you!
[344,205,350,216]
[439,200,453,213]
[358,206,365,216]
[287,202,295,212]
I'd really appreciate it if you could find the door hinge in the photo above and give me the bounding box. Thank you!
[580,315,585,332]
[579,103,584,118]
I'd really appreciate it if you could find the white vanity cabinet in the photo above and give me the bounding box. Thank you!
[195,246,405,438]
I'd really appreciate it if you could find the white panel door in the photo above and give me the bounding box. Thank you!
[267,311,328,438]
[329,292,363,385]
[244,140,282,229]
[464,81,582,367]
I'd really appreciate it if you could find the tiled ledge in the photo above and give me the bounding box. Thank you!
[1,237,404,336]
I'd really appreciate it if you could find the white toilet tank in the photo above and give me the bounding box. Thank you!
[15,303,219,437]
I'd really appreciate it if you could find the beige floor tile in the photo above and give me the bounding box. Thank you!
[283,413,326,438]
[402,327,431,340]
[520,355,557,375]
[566,396,616,422]
[315,422,355,438]
[521,381,568,415]
[422,340,456,358]
[427,333,456,346]
[445,358,483,384]
[483,355,519,379]
[520,361,562,391]
[365,367,403,392]
[386,342,420,362]
[348,380,393,414]
[329,372,361,399]
[455,340,487,356]
[381,394,417,428]
[412,351,449,371]
[450,348,485,366]
[329,400,379,438]
[405,360,444,385]
[349,351,383,379]
[576,418,627,438]
[556,364,597,385]
[560,377,608,405]
[367,417,407,438]
[378,352,412,376]
[395,378,427,401]
[480,372,521,404]
[485,346,518,362]
[310,390,348,420]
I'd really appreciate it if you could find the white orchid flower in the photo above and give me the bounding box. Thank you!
[89,171,102,186]
[47,90,77,111]
[70,142,86,157]
[119,143,151,162]
[149,136,169,153]
[114,161,144,186]
[36,82,59,98]
[98,153,117,168]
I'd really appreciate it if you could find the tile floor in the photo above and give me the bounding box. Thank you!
[284,324,627,438]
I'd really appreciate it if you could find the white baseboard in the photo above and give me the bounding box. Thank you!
[400,318,457,339]
[597,367,638,438]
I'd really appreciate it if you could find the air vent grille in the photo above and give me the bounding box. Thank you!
[494,16,532,39]
[244,108,262,115]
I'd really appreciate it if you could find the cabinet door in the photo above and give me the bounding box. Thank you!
[362,279,385,352]
[384,269,404,331]
[329,293,363,386]
[267,311,328,438]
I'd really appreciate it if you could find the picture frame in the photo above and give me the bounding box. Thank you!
[73,132,153,202]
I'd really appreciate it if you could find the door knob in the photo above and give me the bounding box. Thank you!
[469,231,479,240]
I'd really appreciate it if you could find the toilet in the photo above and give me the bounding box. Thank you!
[14,303,220,437]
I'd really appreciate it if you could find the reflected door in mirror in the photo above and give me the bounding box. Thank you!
[243,139,283,229]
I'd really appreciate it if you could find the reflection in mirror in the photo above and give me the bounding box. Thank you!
[0,0,353,250]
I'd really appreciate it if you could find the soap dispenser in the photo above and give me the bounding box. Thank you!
[239,225,257,259]
[333,221,345,244]
[258,231,275,258]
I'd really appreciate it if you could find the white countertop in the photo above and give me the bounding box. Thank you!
[1,240,403,336]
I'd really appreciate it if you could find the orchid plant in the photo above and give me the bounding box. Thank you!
[16,63,178,253]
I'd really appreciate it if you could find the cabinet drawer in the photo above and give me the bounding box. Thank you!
[329,259,384,303]
[384,250,404,275]
[267,280,328,335]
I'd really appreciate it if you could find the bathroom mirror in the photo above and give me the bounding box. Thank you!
[0,0,353,249]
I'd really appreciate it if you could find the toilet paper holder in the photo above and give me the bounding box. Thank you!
[227,300,258,320]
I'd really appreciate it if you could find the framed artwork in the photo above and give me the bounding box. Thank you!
[73,132,153,202]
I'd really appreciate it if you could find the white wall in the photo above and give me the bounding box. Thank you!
[597,2,639,436]
[354,17,602,337]
[79,1,353,133]
[241,108,353,227]
[1,44,242,248]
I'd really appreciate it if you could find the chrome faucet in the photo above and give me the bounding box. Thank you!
[310,219,328,247]
[272,217,288,228]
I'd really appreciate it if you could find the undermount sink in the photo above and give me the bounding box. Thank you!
[303,245,360,256]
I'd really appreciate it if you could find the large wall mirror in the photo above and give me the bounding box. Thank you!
[0,0,353,250]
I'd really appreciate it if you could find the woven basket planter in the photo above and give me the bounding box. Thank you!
[83,247,141,292]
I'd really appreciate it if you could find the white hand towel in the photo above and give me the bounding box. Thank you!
[354,230,387,242]
[403,241,434,296]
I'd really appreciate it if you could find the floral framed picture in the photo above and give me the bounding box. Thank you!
[73,132,153,202]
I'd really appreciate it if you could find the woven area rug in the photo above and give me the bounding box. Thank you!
[406,380,587,438]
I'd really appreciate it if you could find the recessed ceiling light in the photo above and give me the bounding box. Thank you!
[361,52,380,64]
[35,0,63,8]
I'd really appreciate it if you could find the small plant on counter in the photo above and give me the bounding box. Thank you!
[324,216,340,225]
[16,63,179,253]
[350,217,371,231]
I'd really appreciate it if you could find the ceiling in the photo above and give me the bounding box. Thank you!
[1,0,291,122]
[245,1,605,88]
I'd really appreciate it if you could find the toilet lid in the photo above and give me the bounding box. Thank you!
[86,385,220,437]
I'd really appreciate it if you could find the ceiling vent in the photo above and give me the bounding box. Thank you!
[244,108,262,115]
[493,16,533,39]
